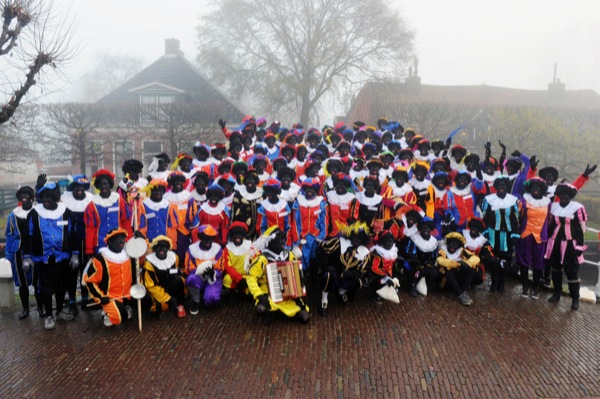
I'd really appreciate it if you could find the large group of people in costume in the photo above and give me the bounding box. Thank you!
[4,116,596,330]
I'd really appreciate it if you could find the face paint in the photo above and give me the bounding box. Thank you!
[107,234,126,253]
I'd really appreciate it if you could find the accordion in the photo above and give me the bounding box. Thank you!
[266,261,306,303]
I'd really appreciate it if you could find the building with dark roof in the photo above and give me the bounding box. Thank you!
[78,39,244,177]
[344,64,600,147]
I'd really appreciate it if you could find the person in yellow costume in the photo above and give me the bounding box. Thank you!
[215,221,252,305]
[437,232,480,306]
[246,226,310,324]
[142,235,186,318]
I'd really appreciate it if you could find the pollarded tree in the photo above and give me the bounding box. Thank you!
[197,0,414,126]
[0,0,76,124]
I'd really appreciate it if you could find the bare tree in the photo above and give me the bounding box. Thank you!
[0,103,38,172]
[197,0,414,126]
[81,53,145,102]
[41,103,105,173]
[0,0,77,124]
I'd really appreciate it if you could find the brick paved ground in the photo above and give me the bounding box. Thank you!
[1,280,599,399]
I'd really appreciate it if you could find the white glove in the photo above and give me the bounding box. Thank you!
[22,258,33,274]
[195,260,214,276]
[70,254,80,270]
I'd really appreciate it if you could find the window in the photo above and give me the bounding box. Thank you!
[140,94,174,124]
[85,140,104,177]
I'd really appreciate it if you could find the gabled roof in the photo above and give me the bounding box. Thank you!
[98,53,244,121]
[347,81,600,123]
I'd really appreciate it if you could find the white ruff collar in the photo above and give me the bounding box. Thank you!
[402,215,419,237]
[164,190,191,203]
[99,247,129,263]
[373,245,398,260]
[411,233,438,252]
[433,186,447,198]
[93,192,120,207]
[441,244,463,261]
[259,199,287,212]
[450,158,465,171]
[262,248,290,262]
[450,185,471,196]
[61,191,93,212]
[389,181,412,197]
[226,240,252,256]
[13,206,32,219]
[201,201,226,215]
[350,169,369,180]
[551,201,583,219]
[327,191,356,205]
[236,185,264,201]
[463,230,487,251]
[189,242,221,261]
[143,198,170,212]
[485,193,518,210]
[356,191,382,206]
[191,191,206,204]
[523,193,550,208]
[483,171,500,183]
[409,178,431,191]
[296,195,324,208]
[546,185,556,198]
[146,252,177,270]
[34,203,67,219]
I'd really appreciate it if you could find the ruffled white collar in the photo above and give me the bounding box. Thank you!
[236,185,264,201]
[189,242,222,260]
[327,191,355,205]
[296,195,324,208]
[440,244,463,261]
[191,190,206,204]
[402,215,419,237]
[433,186,447,198]
[485,193,518,210]
[99,247,129,263]
[550,201,583,219]
[373,245,398,260]
[200,201,226,215]
[13,206,32,219]
[411,233,438,252]
[259,199,287,212]
[450,185,471,196]
[483,171,501,183]
[164,190,191,203]
[356,191,382,206]
[143,198,170,212]
[34,203,67,219]
[226,240,252,256]
[93,192,120,207]
[523,193,551,208]
[146,252,177,270]
[61,191,93,212]
[409,178,431,191]
[389,181,412,197]
[463,230,487,250]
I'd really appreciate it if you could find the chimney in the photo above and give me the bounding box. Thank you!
[165,38,182,56]
[405,58,421,93]
[548,63,565,98]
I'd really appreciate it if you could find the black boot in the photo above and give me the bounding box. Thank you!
[531,269,542,300]
[548,271,562,303]
[568,281,580,310]
[520,266,529,298]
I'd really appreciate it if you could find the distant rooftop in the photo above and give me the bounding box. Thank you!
[98,39,244,121]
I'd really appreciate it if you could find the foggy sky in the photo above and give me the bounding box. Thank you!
[53,0,600,117]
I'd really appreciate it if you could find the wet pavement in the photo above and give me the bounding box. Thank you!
[1,277,600,399]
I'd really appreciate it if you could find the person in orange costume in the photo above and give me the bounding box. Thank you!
[83,228,143,327]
